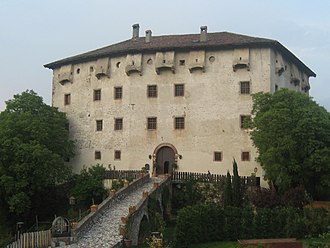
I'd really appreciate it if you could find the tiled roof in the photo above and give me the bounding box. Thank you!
[44,31,316,77]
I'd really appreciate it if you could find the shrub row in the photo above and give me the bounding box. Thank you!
[174,204,329,248]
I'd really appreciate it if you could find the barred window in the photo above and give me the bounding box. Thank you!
[241,151,250,161]
[94,89,101,101]
[114,118,123,130]
[96,120,103,131]
[174,84,184,97]
[64,94,71,105]
[147,85,157,98]
[240,115,251,129]
[114,87,122,99]
[175,117,185,129]
[95,151,101,160]
[240,81,250,94]
[214,151,222,162]
[114,150,121,160]
[147,117,157,130]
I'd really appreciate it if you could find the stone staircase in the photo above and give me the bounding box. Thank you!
[64,177,159,248]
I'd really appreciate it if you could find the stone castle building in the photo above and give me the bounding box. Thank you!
[44,25,315,184]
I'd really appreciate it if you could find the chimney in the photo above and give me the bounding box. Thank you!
[200,26,207,42]
[145,30,152,43]
[132,24,140,39]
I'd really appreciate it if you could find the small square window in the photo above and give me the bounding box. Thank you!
[240,115,251,129]
[179,60,185,66]
[214,151,222,162]
[147,85,157,98]
[94,89,101,101]
[96,120,103,131]
[241,151,250,161]
[95,151,101,160]
[147,117,157,130]
[114,118,123,130]
[114,150,121,160]
[175,117,185,129]
[175,84,184,97]
[240,81,250,94]
[64,94,71,105]
[114,87,122,99]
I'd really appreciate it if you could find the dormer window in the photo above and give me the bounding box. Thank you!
[233,48,250,72]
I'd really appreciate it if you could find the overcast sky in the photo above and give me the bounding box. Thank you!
[1,0,330,111]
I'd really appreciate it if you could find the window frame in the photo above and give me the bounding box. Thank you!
[147,85,157,98]
[174,117,185,130]
[95,151,101,160]
[240,115,251,129]
[114,118,123,130]
[114,86,123,100]
[241,151,250,161]
[93,89,101,101]
[64,93,71,105]
[114,150,121,160]
[174,84,184,97]
[147,117,157,130]
[96,119,103,131]
[240,81,251,94]
[214,151,222,162]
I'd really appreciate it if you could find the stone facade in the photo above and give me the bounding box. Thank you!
[45,25,315,186]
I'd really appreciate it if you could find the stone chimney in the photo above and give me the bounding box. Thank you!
[200,26,207,42]
[145,30,152,43]
[132,24,140,39]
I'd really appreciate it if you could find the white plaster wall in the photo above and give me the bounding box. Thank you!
[52,47,309,186]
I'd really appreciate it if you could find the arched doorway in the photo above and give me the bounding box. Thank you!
[154,144,177,175]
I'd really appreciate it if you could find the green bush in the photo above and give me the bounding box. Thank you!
[174,204,329,247]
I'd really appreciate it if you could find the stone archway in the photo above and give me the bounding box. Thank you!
[153,143,178,175]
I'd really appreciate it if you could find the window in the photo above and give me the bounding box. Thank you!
[240,81,250,94]
[174,84,184,97]
[114,118,123,130]
[96,120,103,131]
[114,87,122,99]
[214,151,222,162]
[175,117,185,129]
[147,85,157,98]
[64,94,71,105]
[179,60,185,65]
[241,151,250,161]
[95,151,101,160]
[275,84,279,91]
[147,117,157,130]
[240,115,251,129]
[114,150,121,160]
[94,89,101,101]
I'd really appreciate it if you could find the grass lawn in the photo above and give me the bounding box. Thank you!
[190,241,237,248]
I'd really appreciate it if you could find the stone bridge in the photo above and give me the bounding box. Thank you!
[60,174,171,247]
[122,175,172,246]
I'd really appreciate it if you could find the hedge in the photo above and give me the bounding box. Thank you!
[174,205,329,247]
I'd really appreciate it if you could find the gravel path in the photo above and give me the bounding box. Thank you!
[64,178,156,248]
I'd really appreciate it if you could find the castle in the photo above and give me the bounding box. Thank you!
[44,24,315,185]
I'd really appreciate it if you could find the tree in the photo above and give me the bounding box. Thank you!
[223,171,232,207]
[71,164,107,208]
[232,159,242,207]
[249,89,330,199]
[0,90,75,215]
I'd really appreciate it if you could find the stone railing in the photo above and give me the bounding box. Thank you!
[71,173,150,241]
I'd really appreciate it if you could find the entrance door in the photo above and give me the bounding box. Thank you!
[156,146,175,175]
